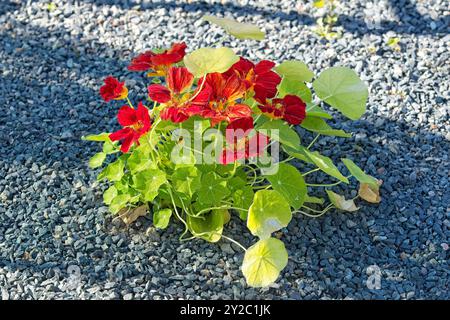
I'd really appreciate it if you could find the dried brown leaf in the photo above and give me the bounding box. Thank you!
[359,182,381,203]
[118,204,148,225]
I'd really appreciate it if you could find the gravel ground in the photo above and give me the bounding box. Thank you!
[0,0,449,300]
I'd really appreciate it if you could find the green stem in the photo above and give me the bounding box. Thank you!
[279,156,294,164]
[294,203,334,218]
[252,184,271,190]
[126,97,134,109]
[245,165,259,185]
[307,134,321,150]
[182,231,247,252]
[302,168,320,176]
[194,206,247,217]
[167,187,189,240]
[188,76,206,103]
[306,175,352,187]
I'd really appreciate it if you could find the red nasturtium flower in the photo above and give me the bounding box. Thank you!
[225,57,281,102]
[99,76,128,102]
[109,102,151,153]
[128,42,187,76]
[148,66,197,123]
[258,94,306,125]
[193,72,252,126]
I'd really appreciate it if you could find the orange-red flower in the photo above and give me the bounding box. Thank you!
[258,95,306,125]
[100,76,128,102]
[225,57,281,103]
[128,42,187,76]
[192,72,252,126]
[148,66,197,123]
[109,102,151,153]
[148,66,194,103]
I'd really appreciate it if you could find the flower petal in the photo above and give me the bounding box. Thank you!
[225,103,252,122]
[117,106,137,127]
[148,84,171,103]
[282,95,306,125]
[109,127,133,142]
[120,134,135,153]
[128,51,156,71]
[167,66,194,94]
[160,107,189,123]
[151,42,187,66]
[136,102,152,131]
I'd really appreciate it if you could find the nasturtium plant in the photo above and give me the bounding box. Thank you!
[83,15,381,288]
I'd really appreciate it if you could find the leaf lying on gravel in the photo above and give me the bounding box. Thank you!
[242,237,288,287]
[202,15,265,40]
[118,204,148,225]
[359,182,381,203]
[326,190,358,212]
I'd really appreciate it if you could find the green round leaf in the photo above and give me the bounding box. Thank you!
[184,47,239,78]
[198,172,230,205]
[153,209,172,229]
[127,145,155,174]
[247,190,292,239]
[89,152,106,169]
[242,237,288,287]
[187,210,224,243]
[265,163,307,210]
[275,60,314,82]
[99,157,125,182]
[312,66,368,120]
[202,15,265,40]
[133,168,167,202]
[171,166,202,197]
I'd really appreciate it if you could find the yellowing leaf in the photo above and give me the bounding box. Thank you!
[359,182,381,203]
[220,209,231,224]
[82,132,110,142]
[89,152,106,169]
[187,210,224,243]
[153,208,172,229]
[247,190,292,239]
[242,238,288,287]
[202,15,265,40]
[326,190,359,212]
[184,47,239,78]
[118,204,148,225]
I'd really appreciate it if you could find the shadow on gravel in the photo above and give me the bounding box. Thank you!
[0,0,20,16]
[75,0,449,36]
